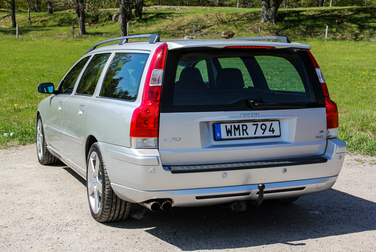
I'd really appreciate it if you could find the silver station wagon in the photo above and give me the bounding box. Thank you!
[36,34,346,222]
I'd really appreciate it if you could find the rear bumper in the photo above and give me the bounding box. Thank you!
[111,176,338,207]
[101,138,346,207]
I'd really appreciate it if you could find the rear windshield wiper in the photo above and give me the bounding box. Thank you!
[246,99,320,109]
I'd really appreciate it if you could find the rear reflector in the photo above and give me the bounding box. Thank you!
[308,51,338,137]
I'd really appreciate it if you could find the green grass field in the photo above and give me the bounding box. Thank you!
[1,6,376,155]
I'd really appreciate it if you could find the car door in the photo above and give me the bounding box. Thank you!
[63,53,112,172]
[44,57,90,154]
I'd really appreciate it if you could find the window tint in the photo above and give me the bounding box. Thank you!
[218,58,254,87]
[101,53,148,101]
[59,57,89,94]
[195,60,209,83]
[255,56,305,92]
[76,53,111,96]
[161,49,325,112]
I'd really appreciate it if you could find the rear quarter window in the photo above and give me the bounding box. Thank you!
[101,53,148,101]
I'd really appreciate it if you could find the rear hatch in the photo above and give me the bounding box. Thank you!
[159,44,327,167]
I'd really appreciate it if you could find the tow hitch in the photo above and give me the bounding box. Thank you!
[230,183,266,212]
[254,183,265,208]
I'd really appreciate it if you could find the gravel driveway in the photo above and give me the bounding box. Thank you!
[1,144,375,251]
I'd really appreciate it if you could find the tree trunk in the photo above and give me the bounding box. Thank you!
[28,8,31,24]
[120,0,129,36]
[47,0,53,14]
[135,0,143,19]
[76,0,86,36]
[26,0,31,24]
[261,0,283,25]
[10,0,16,28]
[35,0,38,12]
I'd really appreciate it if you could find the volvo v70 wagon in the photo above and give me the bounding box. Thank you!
[37,34,346,222]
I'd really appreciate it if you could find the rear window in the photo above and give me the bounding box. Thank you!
[161,48,325,112]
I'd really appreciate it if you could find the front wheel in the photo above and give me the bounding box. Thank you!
[86,142,131,222]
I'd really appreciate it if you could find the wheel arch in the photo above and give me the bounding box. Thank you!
[86,135,98,164]
[36,111,41,121]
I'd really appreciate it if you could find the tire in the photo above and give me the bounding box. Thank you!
[86,142,131,222]
[36,116,60,165]
[266,196,300,205]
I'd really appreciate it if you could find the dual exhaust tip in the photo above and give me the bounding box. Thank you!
[140,200,172,212]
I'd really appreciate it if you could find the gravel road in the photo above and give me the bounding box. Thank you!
[1,144,375,251]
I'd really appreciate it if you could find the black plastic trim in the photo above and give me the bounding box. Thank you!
[196,192,250,200]
[258,187,306,195]
[167,156,328,174]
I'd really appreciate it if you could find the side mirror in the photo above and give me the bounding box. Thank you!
[38,83,56,94]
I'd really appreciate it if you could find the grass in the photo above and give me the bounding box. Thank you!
[1,6,376,155]
[311,41,376,155]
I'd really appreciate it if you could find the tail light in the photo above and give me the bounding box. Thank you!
[308,51,338,138]
[130,43,167,148]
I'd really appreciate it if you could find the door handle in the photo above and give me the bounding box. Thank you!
[78,105,85,115]
[58,102,63,111]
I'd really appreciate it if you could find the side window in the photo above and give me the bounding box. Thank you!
[255,56,305,92]
[59,57,89,94]
[218,58,254,87]
[76,53,111,96]
[101,53,148,101]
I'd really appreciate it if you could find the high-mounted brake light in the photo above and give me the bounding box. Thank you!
[224,46,276,50]
[130,43,167,148]
[308,51,338,138]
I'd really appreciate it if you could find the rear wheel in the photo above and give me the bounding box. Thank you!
[86,142,131,222]
[36,116,60,165]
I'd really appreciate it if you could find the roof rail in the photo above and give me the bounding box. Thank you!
[232,36,290,43]
[86,34,160,54]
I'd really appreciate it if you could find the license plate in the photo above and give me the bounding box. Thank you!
[214,121,280,140]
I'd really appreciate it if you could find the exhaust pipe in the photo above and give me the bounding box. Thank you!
[139,201,161,212]
[161,200,172,211]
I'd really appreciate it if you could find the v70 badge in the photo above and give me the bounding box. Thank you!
[164,137,182,142]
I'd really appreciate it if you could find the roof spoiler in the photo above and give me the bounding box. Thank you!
[232,36,291,43]
[86,34,160,54]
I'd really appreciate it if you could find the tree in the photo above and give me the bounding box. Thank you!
[119,0,129,36]
[35,0,38,12]
[26,0,32,24]
[47,0,53,14]
[75,0,86,36]
[87,0,101,22]
[10,0,16,27]
[134,0,143,19]
[261,0,284,25]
